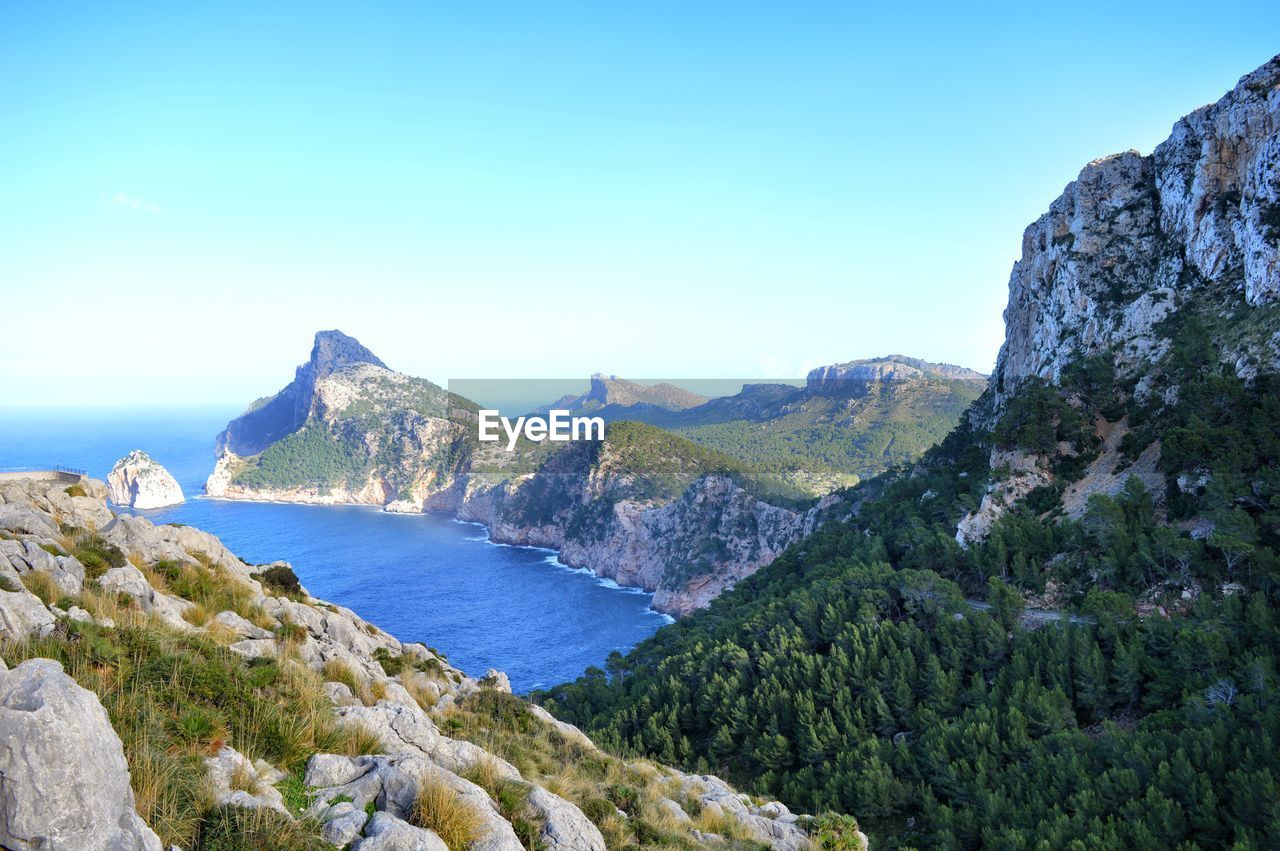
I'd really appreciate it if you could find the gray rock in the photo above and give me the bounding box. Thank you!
[354,812,448,851]
[99,566,194,630]
[228,638,278,659]
[527,785,607,851]
[0,504,59,537]
[320,802,368,846]
[306,753,365,788]
[0,588,55,640]
[334,700,438,757]
[203,745,288,815]
[0,659,163,850]
[324,680,360,705]
[657,798,691,824]
[479,669,512,693]
[210,609,272,639]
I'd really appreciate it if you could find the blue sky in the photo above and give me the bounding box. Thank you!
[2,2,1277,406]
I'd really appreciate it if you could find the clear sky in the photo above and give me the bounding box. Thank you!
[2,2,1277,407]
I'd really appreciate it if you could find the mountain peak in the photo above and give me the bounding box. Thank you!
[573,375,708,411]
[807,356,987,390]
[309,330,387,378]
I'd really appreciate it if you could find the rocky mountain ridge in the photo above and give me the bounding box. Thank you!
[0,475,829,849]
[992,56,1279,402]
[959,54,1280,545]
[209,338,980,616]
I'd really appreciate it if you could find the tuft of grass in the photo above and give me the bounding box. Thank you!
[173,705,227,749]
[21,571,62,606]
[402,672,440,711]
[411,776,484,851]
[321,659,361,695]
[183,604,212,627]
[331,721,385,757]
[65,483,89,498]
[275,620,307,650]
[192,804,327,851]
[70,534,127,579]
[228,760,261,795]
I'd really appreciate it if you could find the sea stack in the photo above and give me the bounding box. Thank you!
[106,450,184,509]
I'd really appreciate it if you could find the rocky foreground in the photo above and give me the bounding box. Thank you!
[0,476,832,850]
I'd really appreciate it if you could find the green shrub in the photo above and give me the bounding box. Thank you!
[258,564,303,597]
[72,535,127,579]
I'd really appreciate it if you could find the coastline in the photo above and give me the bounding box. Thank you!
[199,489,676,623]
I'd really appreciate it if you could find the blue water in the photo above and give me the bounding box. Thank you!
[0,407,670,692]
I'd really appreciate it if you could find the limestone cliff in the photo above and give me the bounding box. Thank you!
[106,449,184,509]
[960,54,1280,544]
[992,56,1280,402]
[207,330,471,508]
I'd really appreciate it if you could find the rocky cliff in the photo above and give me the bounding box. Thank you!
[992,56,1279,401]
[107,450,184,509]
[207,331,471,509]
[960,54,1280,545]
[0,475,826,850]
[208,336,903,616]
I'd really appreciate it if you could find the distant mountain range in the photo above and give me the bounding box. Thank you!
[204,334,984,614]
[539,356,987,494]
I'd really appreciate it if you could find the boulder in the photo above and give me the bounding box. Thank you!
[355,812,447,851]
[210,609,272,640]
[526,785,607,851]
[479,669,512,693]
[203,745,288,816]
[319,802,368,846]
[0,659,162,850]
[0,588,55,640]
[106,451,184,509]
[99,566,194,630]
[334,700,439,757]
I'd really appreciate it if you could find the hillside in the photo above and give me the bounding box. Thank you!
[539,56,1280,848]
[462,422,832,616]
[0,475,842,850]
[546,358,986,496]
[207,340,861,617]
[207,330,475,509]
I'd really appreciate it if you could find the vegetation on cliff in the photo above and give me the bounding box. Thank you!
[539,299,1280,848]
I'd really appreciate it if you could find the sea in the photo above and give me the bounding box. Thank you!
[0,407,671,693]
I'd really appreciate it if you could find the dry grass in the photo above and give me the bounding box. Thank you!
[365,678,389,705]
[402,672,441,710]
[229,759,262,795]
[181,603,211,627]
[321,659,361,695]
[203,619,241,645]
[330,721,385,757]
[412,775,485,850]
[20,571,62,606]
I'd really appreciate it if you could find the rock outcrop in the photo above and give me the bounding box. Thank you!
[807,355,986,389]
[959,54,1280,543]
[0,658,163,850]
[992,55,1280,403]
[106,450,184,509]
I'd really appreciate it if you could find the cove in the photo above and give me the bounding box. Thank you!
[0,407,670,692]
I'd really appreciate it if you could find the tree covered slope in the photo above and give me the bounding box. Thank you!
[537,56,1280,848]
